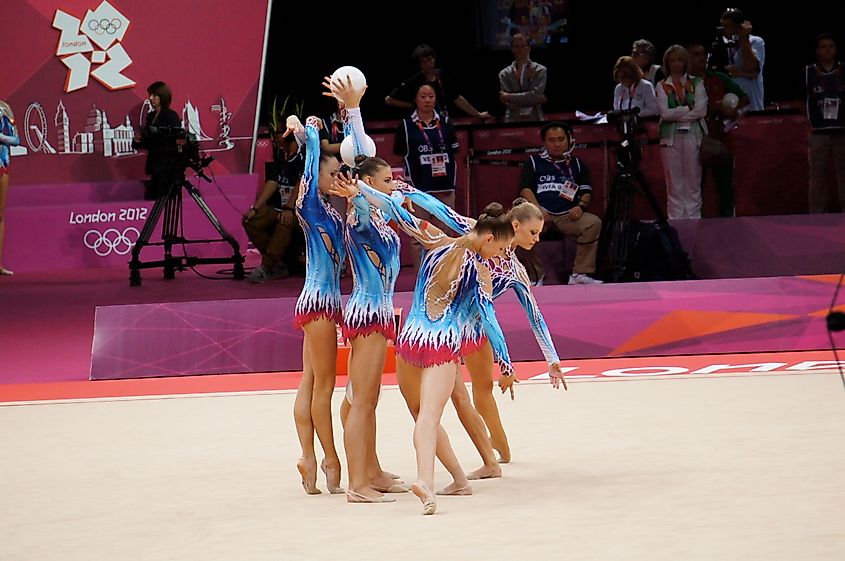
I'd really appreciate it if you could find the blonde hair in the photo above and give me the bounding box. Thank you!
[0,100,13,120]
[613,56,644,83]
[508,197,543,223]
[662,45,690,77]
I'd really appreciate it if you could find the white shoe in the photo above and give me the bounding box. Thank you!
[247,266,268,283]
[568,273,603,285]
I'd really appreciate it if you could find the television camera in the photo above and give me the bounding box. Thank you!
[129,126,243,286]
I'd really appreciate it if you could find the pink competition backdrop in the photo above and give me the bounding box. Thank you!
[1,0,270,183]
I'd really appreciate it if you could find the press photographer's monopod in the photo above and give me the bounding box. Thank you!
[128,126,245,286]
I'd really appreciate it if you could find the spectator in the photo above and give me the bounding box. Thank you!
[656,45,708,220]
[498,33,548,122]
[0,100,19,276]
[806,32,845,213]
[517,122,603,285]
[394,83,460,266]
[711,8,765,111]
[385,44,490,121]
[632,39,665,85]
[613,55,658,118]
[243,125,305,282]
[688,41,750,217]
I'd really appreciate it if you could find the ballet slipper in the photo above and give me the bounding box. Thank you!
[373,483,409,493]
[467,465,502,480]
[411,481,437,515]
[296,458,321,495]
[346,489,396,503]
[321,458,344,494]
[436,482,473,496]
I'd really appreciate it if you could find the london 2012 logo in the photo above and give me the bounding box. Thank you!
[52,1,135,93]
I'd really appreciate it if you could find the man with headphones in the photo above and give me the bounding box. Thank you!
[518,121,603,285]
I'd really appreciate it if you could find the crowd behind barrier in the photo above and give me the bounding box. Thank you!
[255,105,818,221]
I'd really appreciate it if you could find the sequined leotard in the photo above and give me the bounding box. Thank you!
[359,185,514,375]
[293,117,346,329]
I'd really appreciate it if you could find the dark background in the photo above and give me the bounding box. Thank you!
[259,2,837,127]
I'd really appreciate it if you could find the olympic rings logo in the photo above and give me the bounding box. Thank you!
[88,18,122,35]
[84,227,139,257]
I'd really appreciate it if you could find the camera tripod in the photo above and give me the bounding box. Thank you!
[598,139,675,283]
[129,171,245,286]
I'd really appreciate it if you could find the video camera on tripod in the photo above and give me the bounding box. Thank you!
[147,125,214,182]
[598,105,694,283]
[129,125,243,286]
[606,106,642,168]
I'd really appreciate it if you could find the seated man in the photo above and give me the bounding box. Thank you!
[517,121,603,285]
[242,129,305,283]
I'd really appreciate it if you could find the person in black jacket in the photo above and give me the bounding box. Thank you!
[133,81,182,200]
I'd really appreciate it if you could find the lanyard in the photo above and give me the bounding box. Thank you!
[669,76,692,107]
[545,155,573,179]
[416,118,446,151]
[626,82,639,110]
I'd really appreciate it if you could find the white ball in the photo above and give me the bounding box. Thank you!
[722,93,739,109]
[330,66,367,98]
[340,134,376,167]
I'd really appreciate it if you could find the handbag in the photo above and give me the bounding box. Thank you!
[699,134,730,165]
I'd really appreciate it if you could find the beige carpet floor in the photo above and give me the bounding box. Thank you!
[2,372,844,561]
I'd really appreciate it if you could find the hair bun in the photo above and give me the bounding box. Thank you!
[511,197,528,207]
[481,202,505,218]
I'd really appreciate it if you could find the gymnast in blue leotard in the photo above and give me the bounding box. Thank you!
[0,100,19,276]
[289,115,345,496]
[321,77,406,503]
[395,188,567,464]
[342,176,516,515]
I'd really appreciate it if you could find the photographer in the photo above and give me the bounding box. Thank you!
[133,81,182,200]
[710,8,765,111]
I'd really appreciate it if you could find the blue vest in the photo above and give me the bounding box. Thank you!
[806,62,845,130]
[528,154,587,215]
[401,117,457,192]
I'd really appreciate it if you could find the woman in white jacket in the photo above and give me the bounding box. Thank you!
[656,45,708,219]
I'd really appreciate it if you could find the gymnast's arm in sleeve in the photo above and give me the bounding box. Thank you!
[511,277,560,366]
[356,181,453,251]
[477,284,515,379]
[393,181,476,236]
[295,117,324,215]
